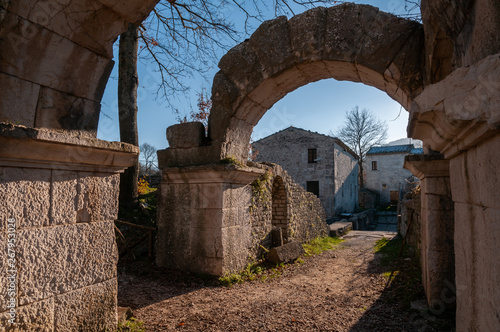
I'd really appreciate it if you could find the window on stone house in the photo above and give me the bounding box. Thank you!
[307,181,319,197]
[308,149,317,163]
[372,161,378,170]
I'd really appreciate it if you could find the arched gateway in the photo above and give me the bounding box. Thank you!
[161,4,425,166]
[158,3,500,331]
[157,4,426,278]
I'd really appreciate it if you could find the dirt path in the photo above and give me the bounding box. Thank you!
[118,234,448,331]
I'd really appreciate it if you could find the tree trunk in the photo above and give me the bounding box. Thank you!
[118,23,139,210]
[358,160,365,188]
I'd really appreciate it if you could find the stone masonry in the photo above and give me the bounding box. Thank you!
[253,127,359,219]
[0,124,138,330]
[155,161,327,275]
[160,2,500,330]
[0,0,499,330]
[0,0,156,329]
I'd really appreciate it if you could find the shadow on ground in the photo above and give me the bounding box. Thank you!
[349,236,456,332]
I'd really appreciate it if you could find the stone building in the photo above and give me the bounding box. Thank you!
[365,144,423,205]
[252,127,359,219]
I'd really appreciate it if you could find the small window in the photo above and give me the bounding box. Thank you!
[308,149,317,163]
[382,183,387,189]
[307,181,319,197]
[371,161,378,170]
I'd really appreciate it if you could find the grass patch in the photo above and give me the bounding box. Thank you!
[303,236,344,257]
[218,261,286,287]
[117,317,145,332]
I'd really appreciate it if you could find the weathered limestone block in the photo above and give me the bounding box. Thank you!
[0,167,50,230]
[323,4,379,63]
[77,172,120,223]
[268,241,305,264]
[357,9,422,77]
[454,202,500,331]
[54,279,117,331]
[7,0,123,58]
[166,122,205,149]
[156,165,265,275]
[218,43,264,94]
[289,7,327,63]
[34,87,100,134]
[50,170,78,225]
[0,12,114,102]
[0,298,54,331]
[248,16,294,79]
[450,135,500,208]
[16,221,118,305]
[0,72,40,127]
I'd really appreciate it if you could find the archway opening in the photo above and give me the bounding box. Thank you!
[271,176,289,246]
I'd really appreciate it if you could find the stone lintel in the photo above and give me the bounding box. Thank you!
[0,124,138,172]
[163,164,265,185]
[404,154,449,179]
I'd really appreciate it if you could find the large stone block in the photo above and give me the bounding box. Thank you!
[16,221,117,305]
[473,135,500,209]
[323,4,379,63]
[0,297,54,331]
[289,7,327,63]
[54,279,117,331]
[50,170,78,225]
[192,227,222,259]
[7,0,125,57]
[268,241,305,264]
[0,167,50,230]
[248,16,294,79]
[474,205,500,331]
[218,42,264,94]
[35,87,100,134]
[0,12,114,102]
[454,202,475,329]
[0,72,40,127]
[77,173,119,223]
[166,122,205,149]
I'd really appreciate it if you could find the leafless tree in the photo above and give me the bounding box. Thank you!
[140,143,157,179]
[117,0,338,209]
[335,106,388,188]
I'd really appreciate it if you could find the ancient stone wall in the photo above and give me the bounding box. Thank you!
[399,197,422,259]
[0,124,138,330]
[247,163,328,260]
[156,160,327,275]
[450,135,500,330]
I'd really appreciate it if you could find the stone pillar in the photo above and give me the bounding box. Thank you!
[155,164,264,276]
[449,135,500,331]
[404,154,455,312]
[0,124,138,330]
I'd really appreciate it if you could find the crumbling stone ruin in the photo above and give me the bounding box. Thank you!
[155,162,327,275]
[0,0,499,330]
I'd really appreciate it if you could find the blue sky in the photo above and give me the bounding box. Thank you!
[97,1,419,151]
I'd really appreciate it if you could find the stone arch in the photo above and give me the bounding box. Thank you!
[0,0,158,134]
[207,4,425,163]
[271,175,289,243]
